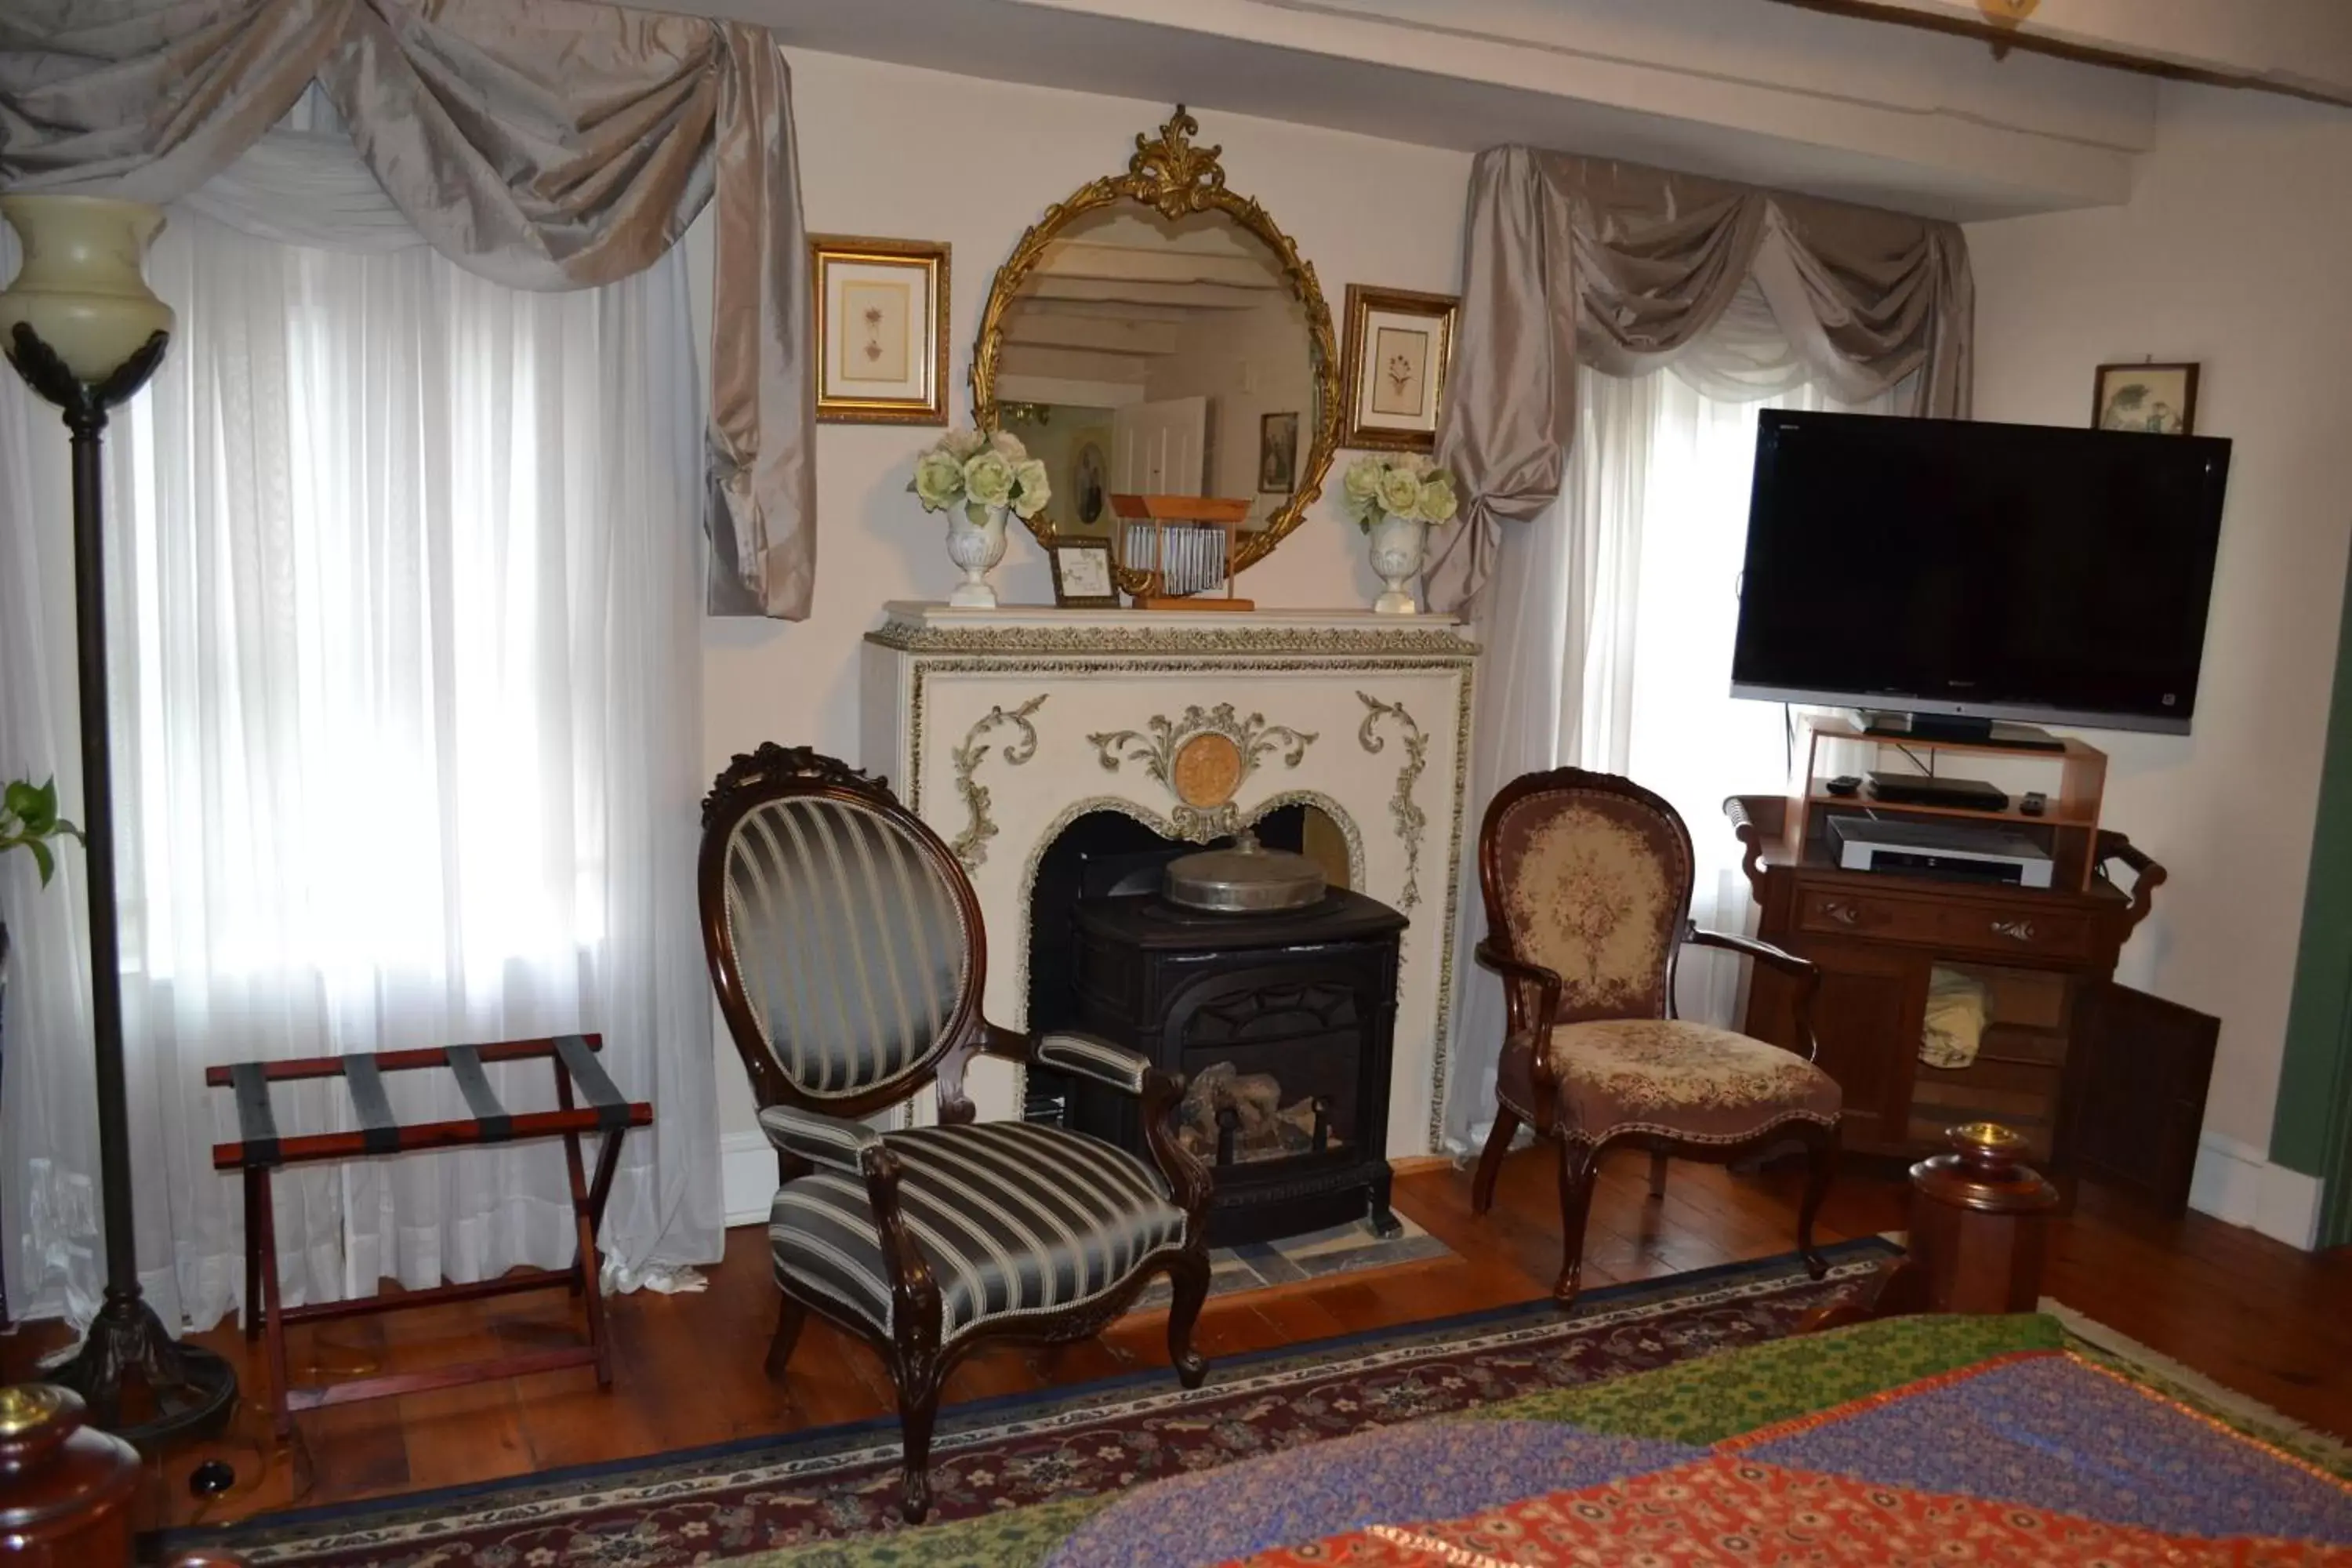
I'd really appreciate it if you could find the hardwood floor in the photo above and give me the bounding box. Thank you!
[6,1149,2345,1533]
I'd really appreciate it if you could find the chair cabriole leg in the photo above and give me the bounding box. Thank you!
[1797,1121,1838,1279]
[1472,1106,1520,1215]
[895,1367,944,1523]
[1165,1250,1210,1389]
[766,1292,808,1380]
[1552,1138,1602,1309]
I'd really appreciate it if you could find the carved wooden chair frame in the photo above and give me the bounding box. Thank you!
[1467,766,1838,1308]
[698,745,1214,1520]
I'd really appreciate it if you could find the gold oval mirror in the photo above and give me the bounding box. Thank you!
[972,108,1340,593]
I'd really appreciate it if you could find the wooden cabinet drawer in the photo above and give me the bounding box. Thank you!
[1939,903,2092,961]
[1795,886,2092,961]
[1798,887,1936,942]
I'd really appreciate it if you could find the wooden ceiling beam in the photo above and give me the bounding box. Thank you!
[1762,0,2352,107]
[998,310,1185,356]
[1034,239,1283,289]
[1023,277,1269,310]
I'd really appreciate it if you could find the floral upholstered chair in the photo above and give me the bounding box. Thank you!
[699,745,1213,1521]
[1469,767,1839,1307]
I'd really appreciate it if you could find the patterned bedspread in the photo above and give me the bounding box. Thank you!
[1049,1345,2352,1566]
[788,1315,2352,1567]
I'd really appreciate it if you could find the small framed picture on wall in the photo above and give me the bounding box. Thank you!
[2092,361,2200,435]
[1340,284,1457,451]
[1049,540,1120,608]
[811,234,950,424]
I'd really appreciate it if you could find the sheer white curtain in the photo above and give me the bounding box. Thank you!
[1439,354,1888,1151]
[0,194,720,1330]
[1610,373,1888,1025]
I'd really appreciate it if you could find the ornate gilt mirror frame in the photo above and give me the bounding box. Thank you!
[971,108,1341,593]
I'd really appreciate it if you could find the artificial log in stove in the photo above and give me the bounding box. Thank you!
[1054,835,1408,1246]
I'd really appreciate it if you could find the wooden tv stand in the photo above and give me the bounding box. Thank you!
[1722,721,2216,1210]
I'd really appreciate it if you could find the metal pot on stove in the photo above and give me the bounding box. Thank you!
[1161,830,1326,913]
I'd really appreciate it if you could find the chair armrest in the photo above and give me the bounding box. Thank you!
[1139,1067,1214,1232]
[1684,924,1823,1063]
[1685,924,1813,980]
[757,1103,882,1174]
[760,1109,921,1342]
[861,1143,944,1359]
[1034,1031,1152,1096]
[1475,938,1563,1037]
[758,1109,945,1349]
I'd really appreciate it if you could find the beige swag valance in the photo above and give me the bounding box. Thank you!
[1,0,814,619]
[1428,147,1974,610]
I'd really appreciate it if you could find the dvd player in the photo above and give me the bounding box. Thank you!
[1828,816,2053,888]
[1865,771,2009,812]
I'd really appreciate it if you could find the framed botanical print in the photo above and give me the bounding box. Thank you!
[1340,285,1457,451]
[811,235,950,424]
[1049,540,1120,608]
[2092,361,2199,435]
[1258,411,1300,494]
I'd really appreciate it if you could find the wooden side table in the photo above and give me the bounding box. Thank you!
[1804,1121,2060,1330]
[0,1385,139,1566]
[206,1034,652,1436]
[1909,1120,2062,1313]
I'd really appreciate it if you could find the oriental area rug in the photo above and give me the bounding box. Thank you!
[165,1239,2352,1567]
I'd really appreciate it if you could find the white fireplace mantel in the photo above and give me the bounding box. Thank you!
[860,601,1479,1155]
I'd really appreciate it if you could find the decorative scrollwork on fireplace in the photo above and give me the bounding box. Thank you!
[1356,691,1429,914]
[1086,702,1317,841]
[949,695,1047,870]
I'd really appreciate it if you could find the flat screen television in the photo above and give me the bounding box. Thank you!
[1730,411,2231,736]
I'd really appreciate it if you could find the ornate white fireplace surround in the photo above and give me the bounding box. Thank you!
[861,603,1478,1156]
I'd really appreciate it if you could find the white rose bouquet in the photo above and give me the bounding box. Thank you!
[909,427,1053,526]
[1341,452,1458,533]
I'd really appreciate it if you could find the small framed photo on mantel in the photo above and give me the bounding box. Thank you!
[1049,540,1121,608]
[1340,284,1457,451]
[811,234,950,424]
[2092,361,2199,435]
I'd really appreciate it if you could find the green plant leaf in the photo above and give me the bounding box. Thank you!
[20,782,58,833]
[1,777,82,886]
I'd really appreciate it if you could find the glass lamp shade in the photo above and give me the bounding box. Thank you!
[0,194,174,384]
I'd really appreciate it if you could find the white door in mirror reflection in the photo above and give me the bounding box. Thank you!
[1112,395,1207,497]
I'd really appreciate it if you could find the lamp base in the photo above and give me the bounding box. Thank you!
[48,1288,238,1447]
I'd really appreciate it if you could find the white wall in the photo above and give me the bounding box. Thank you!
[1968,82,2352,1216]
[702,50,1469,1154]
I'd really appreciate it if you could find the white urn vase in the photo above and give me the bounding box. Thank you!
[946,503,1009,608]
[1367,511,1428,615]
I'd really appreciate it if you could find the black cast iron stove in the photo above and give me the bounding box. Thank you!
[1060,867,1407,1246]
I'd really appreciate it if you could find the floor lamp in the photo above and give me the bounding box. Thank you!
[0,194,238,1443]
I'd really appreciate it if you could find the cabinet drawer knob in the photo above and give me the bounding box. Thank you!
[1991,918,2036,942]
[1823,900,1860,926]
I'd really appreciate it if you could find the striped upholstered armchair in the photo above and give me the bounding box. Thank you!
[698,745,1212,1521]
